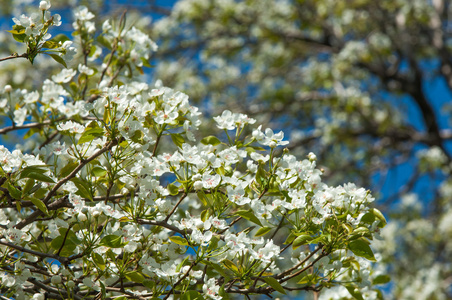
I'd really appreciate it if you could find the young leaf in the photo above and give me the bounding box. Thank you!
[201,136,221,146]
[30,197,48,215]
[347,239,376,262]
[292,235,312,249]
[235,210,263,227]
[99,235,123,248]
[93,253,106,271]
[71,177,93,201]
[171,133,185,148]
[345,286,365,300]
[169,236,188,246]
[20,166,55,183]
[6,183,22,200]
[373,274,390,285]
[254,226,272,237]
[48,53,68,68]
[125,271,145,283]
[263,277,286,294]
[181,291,203,300]
[167,183,180,196]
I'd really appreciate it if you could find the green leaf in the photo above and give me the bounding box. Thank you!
[113,297,128,300]
[71,177,93,201]
[6,182,22,200]
[125,271,144,283]
[42,41,59,49]
[99,235,123,248]
[7,25,25,34]
[142,279,156,290]
[97,35,112,50]
[50,34,70,44]
[60,161,78,177]
[345,286,365,300]
[91,167,107,177]
[93,252,105,271]
[78,122,104,144]
[20,166,55,183]
[197,191,209,206]
[22,178,36,195]
[201,209,210,222]
[255,164,268,185]
[8,25,27,43]
[255,226,272,237]
[176,256,190,272]
[283,232,297,245]
[167,183,180,196]
[140,57,153,68]
[209,261,229,278]
[373,274,391,285]
[48,53,68,68]
[50,229,80,257]
[207,235,219,253]
[359,212,375,226]
[201,136,222,146]
[293,235,312,249]
[169,236,188,246]
[348,239,376,262]
[170,133,185,148]
[263,277,286,294]
[181,291,203,300]
[371,208,387,227]
[235,209,263,226]
[297,274,320,285]
[24,127,39,139]
[30,197,48,215]
[99,281,106,299]
[222,259,239,273]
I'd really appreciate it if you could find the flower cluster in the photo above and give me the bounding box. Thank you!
[0,2,386,300]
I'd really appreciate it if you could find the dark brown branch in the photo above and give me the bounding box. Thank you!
[164,192,187,222]
[0,118,64,135]
[0,53,28,62]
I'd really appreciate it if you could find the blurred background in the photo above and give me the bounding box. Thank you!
[1,0,451,299]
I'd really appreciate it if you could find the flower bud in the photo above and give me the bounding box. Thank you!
[32,294,45,300]
[4,85,12,93]
[39,1,51,10]
[193,181,203,190]
[67,280,75,288]
[51,275,62,284]
[77,212,87,221]
[307,152,317,162]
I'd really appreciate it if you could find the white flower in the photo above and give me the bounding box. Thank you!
[203,278,222,300]
[251,240,280,263]
[59,41,77,62]
[78,64,94,75]
[214,110,256,130]
[155,104,178,124]
[13,107,27,126]
[74,6,95,21]
[39,1,51,10]
[253,126,289,148]
[57,120,85,134]
[202,173,221,189]
[214,110,235,130]
[227,185,251,205]
[52,68,76,83]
